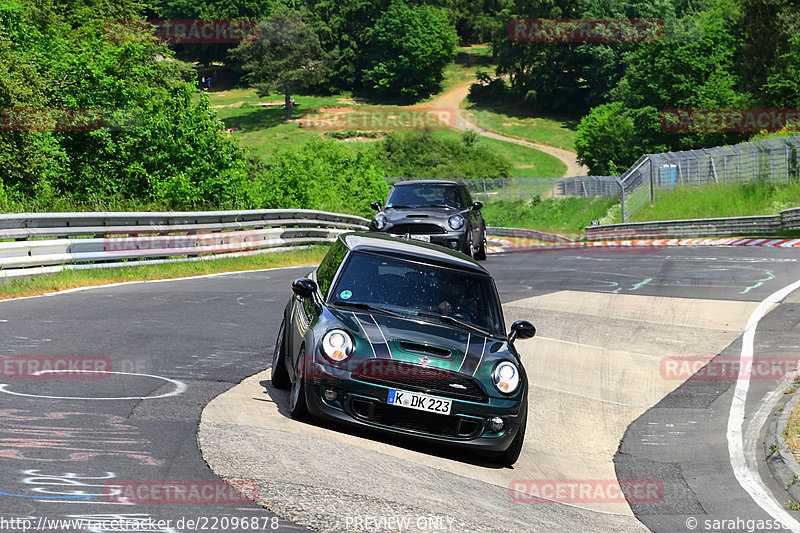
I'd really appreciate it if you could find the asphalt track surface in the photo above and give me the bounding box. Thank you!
[1,246,800,532]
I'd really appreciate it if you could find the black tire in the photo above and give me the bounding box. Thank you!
[288,349,309,419]
[493,415,526,467]
[271,320,290,389]
[461,235,473,258]
[474,233,487,261]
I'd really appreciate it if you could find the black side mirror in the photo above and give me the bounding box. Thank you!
[370,201,382,211]
[292,278,317,298]
[508,320,536,343]
[472,201,483,211]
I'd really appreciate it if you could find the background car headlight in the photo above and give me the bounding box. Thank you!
[321,329,354,362]
[374,213,387,230]
[492,361,520,394]
[448,215,464,230]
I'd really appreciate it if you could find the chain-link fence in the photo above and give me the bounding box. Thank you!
[619,136,800,221]
[385,176,619,202]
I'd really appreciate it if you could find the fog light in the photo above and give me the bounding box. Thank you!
[323,389,338,402]
[489,417,504,432]
[448,241,459,249]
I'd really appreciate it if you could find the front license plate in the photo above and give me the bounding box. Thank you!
[387,389,452,415]
[409,235,431,242]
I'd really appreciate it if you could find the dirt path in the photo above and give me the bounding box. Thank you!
[416,81,589,178]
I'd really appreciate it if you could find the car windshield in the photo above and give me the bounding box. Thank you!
[385,184,465,209]
[328,251,504,336]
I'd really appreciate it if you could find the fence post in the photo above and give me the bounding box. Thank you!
[618,179,627,222]
[502,179,506,201]
[648,155,654,203]
[520,181,523,201]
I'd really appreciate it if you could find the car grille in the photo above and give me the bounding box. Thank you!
[349,398,483,439]
[387,224,446,235]
[355,360,489,403]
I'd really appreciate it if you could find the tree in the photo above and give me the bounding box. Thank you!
[362,1,457,101]
[574,102,636,175]
[230,5,331,121]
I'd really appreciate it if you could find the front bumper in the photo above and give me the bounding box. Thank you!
[381,228,469,252]
[303,359,526,452]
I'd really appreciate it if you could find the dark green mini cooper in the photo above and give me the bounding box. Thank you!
[271,232,535,466]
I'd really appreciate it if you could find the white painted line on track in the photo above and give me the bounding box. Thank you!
[0,370,186,400]
[727,278,800,532]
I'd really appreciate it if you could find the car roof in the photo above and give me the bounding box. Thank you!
[392,180,460,187]
[340,232,488,275]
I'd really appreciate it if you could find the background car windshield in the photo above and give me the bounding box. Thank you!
[386,184,465,209]
[329,252,503,335]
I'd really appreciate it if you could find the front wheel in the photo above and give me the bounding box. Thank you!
[474,234,487,260]
[288,349,309,419]
[492,415,526,467]
[271,320,290,389]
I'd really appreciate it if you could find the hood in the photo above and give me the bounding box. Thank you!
[335,310,511,377]
[382,207,465,224]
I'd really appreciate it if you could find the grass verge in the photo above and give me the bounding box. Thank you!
[631,181,800,223]
[482,197,619,238]
[0,246,329,300]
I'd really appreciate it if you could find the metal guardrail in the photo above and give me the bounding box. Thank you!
[0,209,369,278]
[585,207,800,240]
[487,226,573,243]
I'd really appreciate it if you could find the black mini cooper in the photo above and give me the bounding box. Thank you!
[271,232,536,466]
[369,180,487,260]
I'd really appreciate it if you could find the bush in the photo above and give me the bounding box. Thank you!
[248,139,389,217]
[378,131,511,180]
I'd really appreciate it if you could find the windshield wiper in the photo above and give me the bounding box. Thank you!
[424,204,456,209]
[333,301,405,318]
[416,311,491,337]
[386,205,413,209]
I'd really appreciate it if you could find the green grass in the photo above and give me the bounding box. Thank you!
[0,246,329,299]
[630,181,800,223]
[433,130,566,178]
[482,197,620,238]
[214,87,566,177]
[462,104,579,152]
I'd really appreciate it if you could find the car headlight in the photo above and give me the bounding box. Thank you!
[448,215,464,230]
[492,361,520,394]
[374,214,387,230]
[321,329,354,362]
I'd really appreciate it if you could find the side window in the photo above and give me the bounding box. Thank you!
[316,240,347,299]
[461,186,472,205]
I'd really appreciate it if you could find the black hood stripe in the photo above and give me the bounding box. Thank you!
[352,312,392,359]
[458,334,486,376]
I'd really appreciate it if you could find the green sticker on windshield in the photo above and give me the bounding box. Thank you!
[340,290,352,300]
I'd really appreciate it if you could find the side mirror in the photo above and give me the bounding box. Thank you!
[370,201,382,211]
[508,320,536,343]
[292,278,317,299]
[472,201,483,211]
